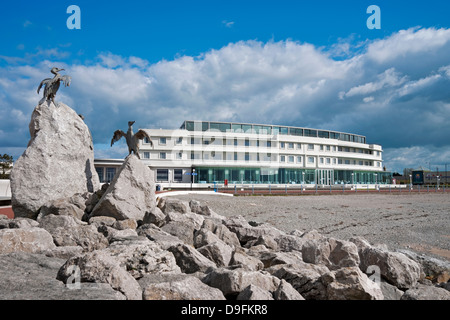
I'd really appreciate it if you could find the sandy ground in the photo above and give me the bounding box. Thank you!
[170,193,450,261]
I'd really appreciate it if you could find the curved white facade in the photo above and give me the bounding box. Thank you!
[136,121,391,188]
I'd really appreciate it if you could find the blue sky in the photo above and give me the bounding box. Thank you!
[1,0,450,173]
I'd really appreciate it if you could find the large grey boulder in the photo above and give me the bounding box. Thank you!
[401,284,450,300]
[139,273,225,300]
[0,227,56,254]
[39,214,108,252]
[322,267,384,300]
[0,252,125,300]
[11,101,100,219]
[57,249,142,300]
[236,284,274,300]
[90,154,156,221]
[136,224,183,249]
[224,215,283,245]
[302,237,360,270]
[202,268,281,298]
[350,238,423,290]
[168,243,217,273]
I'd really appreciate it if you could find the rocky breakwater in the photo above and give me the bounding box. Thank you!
[1,196,449,300]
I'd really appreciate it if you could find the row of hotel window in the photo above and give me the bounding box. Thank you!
[141,151,379,167]
[145,138,379,155]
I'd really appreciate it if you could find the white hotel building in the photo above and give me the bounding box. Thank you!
[95,120,392,189]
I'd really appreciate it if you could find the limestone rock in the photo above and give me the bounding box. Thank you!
[39,214,108,251]
[197,240,233,267]
[0,252,125,300]
[0,227,56,254]
[229,247,264,271]
[168,243,217,273]
[202,268,281,297]
[302,237,360,270]
[162,220,196,246]
[140,273,225,300]
[273,279,305,300]
[57,249,142,300]
[236,284,274,300]
[224,215,283,245]
[90,154,155,221]
[38,193,87,221]
[322,267,384,300]
[400,284,450,300]
[136,224,183,250]
[11,101,100,219]
[142,206,166,227]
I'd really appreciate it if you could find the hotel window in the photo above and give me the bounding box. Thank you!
[156,169,169,182]
[288,156,294,163]
[176,152,183,159]
[96,167,104,183]
[297,143,301,149]
[320,145,324,151]
[266,141,272,148]
[333,146,336,152]
[176,137,183,144]
[280,155,286,162]
[245,153,250,161]
[234,138,238,146]
[234,152,238,161]
[280,142,285,149]
[359,160,363,166]
[174,169,183,182]
[297,156,302,163]
[288,142,294,149]
[326,145,330,151]
[245,138,250,147]
[308,157,314,164]
[308,144,314,151]
[326,158,331,164]
[320,158,324,164]
[333,158,336,164]
[143,152,150,159]
[160,152,166,159]
[345,159,350,165]
[159,137,166,145]
[105,167,116,183]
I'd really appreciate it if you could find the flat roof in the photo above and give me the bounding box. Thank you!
[180,120,367,144]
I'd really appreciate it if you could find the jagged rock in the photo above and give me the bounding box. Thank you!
[88,216,117,228]
[322,267,384,300]
[112,219,137,230]
[142,207,166,227]
[189,200,225,220]
[398,249,450,284]
[251,250,303,269]
[0,227,56,254]
[104,238,181,277]
[140,273,225,300]
[201,218,240,248]
[245,235,278,250]
[379,280,404,300]
[237,284,274,300]
[273,279,305,300]
[274,233,306,252]
[11,101,100,219]
[267,263,330,300]
[44,245,84,260]
[6,218,39,229]
[352,240,423,290]
[98,225,140,243]
[57,249,142,300]
[302,237,360,270]
[197,240,233,267]
[38,193,87,221]
[162,220,196,245]
[165,211,204,231]
[136,224,183,249]
[0,252,125,300]
[224,215,283,245]
[90,154,155,221]
[194,228,222,248]
[202,268,281,298]
[229,247,264,271]
[161,198,191,214]
[400,284,450,300]
[168,243,216,273]
[39,214,108,251]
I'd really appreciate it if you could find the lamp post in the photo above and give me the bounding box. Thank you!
[351,173,354,187]
[409,174,412,191]
[374,173,378,191]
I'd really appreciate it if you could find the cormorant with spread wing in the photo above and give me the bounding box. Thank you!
[111,121,153,159]
[37,67,71,102]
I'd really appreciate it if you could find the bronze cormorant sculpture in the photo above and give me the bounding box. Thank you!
[111,121,153,159]
[37,67,71,103]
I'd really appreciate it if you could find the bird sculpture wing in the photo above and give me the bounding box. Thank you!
[111,130,126,146]
[37,78,51,94]
[60,75,71,87]
[135,129,153,146]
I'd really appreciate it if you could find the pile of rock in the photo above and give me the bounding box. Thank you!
[1,197,449,300]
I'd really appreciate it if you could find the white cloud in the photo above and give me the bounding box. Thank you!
[1,27,450,173]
